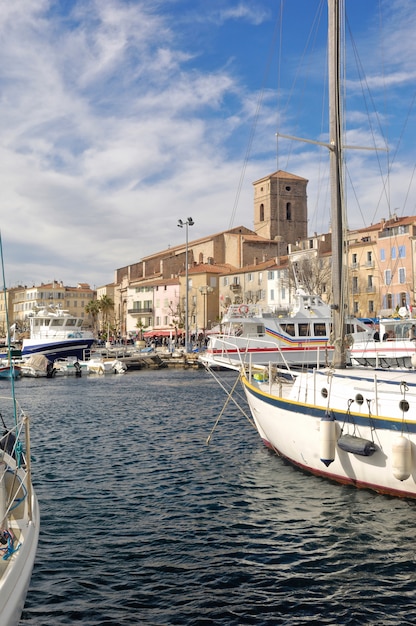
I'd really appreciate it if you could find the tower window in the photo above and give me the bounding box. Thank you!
[260,204,265,221]
[286,202,292,220]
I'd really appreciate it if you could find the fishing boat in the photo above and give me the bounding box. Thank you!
[206,0,416,499]
[201,290,372,370]
[0,234,39,623]
[21,305,95,363]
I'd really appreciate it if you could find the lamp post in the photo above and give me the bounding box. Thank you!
[177,217,194,352]
[199,285,214,335]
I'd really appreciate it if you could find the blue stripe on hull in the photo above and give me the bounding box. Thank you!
[243,376,416,433]
[22,339,95,362]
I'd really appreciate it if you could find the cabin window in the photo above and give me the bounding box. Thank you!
[281,323,295,336]
[51,319,65,327]
[298,324,310,336]
[314,323,327,336]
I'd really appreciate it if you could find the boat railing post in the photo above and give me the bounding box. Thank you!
[24,415,33,522]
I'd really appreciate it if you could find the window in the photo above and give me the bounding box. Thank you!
[352,253,358,266]
[270,289,274,300]
[248,273,253,282]
[258,273,263,285]
[386,293,393,309]
[399,267,406,284]
[268,271,274,280]
[298,324,310,336]
[259,204,264,221]
[353,301,359,314]
[286,202,292,220]
[314,323,327,336]
[352,276,358,293]
[398,245,406,258]
[380,248,385,261]
[281,323,295,336]
[223,277,229,286]
[391,246,396,260]
[385,270,392,286]
[368,300,374,313]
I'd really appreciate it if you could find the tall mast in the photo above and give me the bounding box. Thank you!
[328,0,346,368]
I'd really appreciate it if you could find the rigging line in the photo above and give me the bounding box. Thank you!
[346,19,390,227]
[0,231,17,427]
[205,371,251,445]
[228,5,282,230]
[202,364,252,422]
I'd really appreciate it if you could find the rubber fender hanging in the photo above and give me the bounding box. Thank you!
[337,434,377,456]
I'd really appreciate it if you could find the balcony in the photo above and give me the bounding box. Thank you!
[230,284,241,292]
[128,307,153,315]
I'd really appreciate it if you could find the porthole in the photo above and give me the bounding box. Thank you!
[321,388,328,399]
[399,399,410,412]
[355,393,364,405]
[285,185,291,191]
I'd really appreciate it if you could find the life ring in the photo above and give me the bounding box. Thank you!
[239,304,249,315]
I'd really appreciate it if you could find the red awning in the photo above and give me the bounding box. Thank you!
[143,329,183,338]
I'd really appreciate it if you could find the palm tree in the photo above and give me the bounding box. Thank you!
[98,295,115,331]
[85,300,101,335]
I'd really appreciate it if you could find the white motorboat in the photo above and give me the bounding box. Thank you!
[21,305,95,363]
[350,313,416,368]
[201,290,372,370]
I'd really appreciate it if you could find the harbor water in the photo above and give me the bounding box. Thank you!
[15,368,416,625]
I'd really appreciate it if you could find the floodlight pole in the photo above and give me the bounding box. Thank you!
[177,217,194,352]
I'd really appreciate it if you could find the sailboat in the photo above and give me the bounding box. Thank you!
[0,234,39,624]
[206,0,416,499]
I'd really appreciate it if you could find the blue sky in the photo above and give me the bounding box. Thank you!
[0,0,415,289]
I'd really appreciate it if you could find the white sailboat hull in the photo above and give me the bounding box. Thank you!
[0,473,40,625]
[242,367,416,498]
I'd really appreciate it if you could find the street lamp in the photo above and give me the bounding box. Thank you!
[199,285,214,335]
[178,217,194,352]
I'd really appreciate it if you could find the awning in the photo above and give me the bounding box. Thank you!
[143,329,183,338]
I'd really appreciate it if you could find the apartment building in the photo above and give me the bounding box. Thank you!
[10,281,96,331]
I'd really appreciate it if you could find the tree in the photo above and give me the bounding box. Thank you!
[291,256,332,301]
[98,295,114,328]
[85,300,101,334]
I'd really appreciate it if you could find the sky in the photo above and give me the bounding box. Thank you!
[0,0,415,289]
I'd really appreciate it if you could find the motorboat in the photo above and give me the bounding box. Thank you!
[21,305,95,362]
[201,290,372,370]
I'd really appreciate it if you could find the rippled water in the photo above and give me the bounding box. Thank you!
[14,368,416,625]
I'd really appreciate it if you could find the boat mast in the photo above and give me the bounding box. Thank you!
[328,0,346,368]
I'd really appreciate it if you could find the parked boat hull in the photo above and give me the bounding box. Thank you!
[242,367,416,498]
[21,338,95,362]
